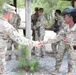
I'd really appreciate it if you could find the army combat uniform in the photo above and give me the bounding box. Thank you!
[8,13,21,50]
[51,15,64,57]
[0,16,37,75]
[34,14,45,57]
[31,13,39,40]
[45,23,76,74]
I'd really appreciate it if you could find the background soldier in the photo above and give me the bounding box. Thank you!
[0,4,43,74]
[31,7,39,40]
[34,8,46,57]
[31,7,39,55]
[51,10,64,57]
[6,4,21,60]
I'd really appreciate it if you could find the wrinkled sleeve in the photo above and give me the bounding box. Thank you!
[4,21,36,47]
[44,35,63,44]
[58,17,63,26]
[35,16,45,29]
[44,26,67,44]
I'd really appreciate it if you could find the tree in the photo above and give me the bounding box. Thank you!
[31,0,71,26]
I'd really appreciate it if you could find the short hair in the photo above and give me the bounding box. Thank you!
[55,10,61,15]
[39,8,44,13]
[70,12,76,23]
[35,7,39,11]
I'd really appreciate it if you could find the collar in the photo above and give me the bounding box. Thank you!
[68,23,76,31]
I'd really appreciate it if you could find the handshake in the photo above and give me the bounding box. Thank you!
[34,39,49,48]
[34,41,44,48]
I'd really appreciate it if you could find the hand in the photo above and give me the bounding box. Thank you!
[35,41,44,48]
[62,37,68,43]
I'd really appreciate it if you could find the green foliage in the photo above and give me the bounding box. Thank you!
[18,45,40,72]
[18,45,29,68]
[0,0,9,13]
[31,0,72,26]
[0,0,73,25]
[17,0,25,8]
[29,60,40,72]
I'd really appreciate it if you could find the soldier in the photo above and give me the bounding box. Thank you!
[6,4,21,60]
[44,6,76,75]
[52,10,64,33]
[61,6,76,75]
[8,12,21,49]
[51,10,64,57]
[0,4,43,74]
[34,8,46,57]
[31,7,39,55]
[31,7,39,40]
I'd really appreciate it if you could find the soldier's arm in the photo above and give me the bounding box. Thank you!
[58,17,63,26]
[35,21,41,29]
[35,16,45,29]
[16,14,21,27]
[44,35,63,44]
[44,27,67,44]
[4,21,39,47]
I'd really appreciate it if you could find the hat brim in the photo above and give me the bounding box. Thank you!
[10,11,16,14]
[61,8,76,16]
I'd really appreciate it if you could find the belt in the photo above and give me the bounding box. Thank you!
[73,46,76,50]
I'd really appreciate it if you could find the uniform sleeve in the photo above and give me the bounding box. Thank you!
[44,35,63,44]
[15,14,21,27]
[4,21,36,47]
[35,16,45,29]
[58,17,63,26]
[44,26,67,44]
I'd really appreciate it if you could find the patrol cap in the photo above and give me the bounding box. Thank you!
[3,4,16,13]
[61,6,76,16]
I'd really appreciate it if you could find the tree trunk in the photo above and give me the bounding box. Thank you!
[25,0,31,60]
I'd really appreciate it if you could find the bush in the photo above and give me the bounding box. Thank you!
[29,59,40,72]
[18,45,40,72]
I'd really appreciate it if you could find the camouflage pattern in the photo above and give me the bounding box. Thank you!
[9,13,21,31]
[7,13,21,50]
[57,16,64,30]
[51,16,64,33]
[46,24,76,73]
[3,4,16,14]
[55,41,68,70]
[31,13,39,40]
[51,16,64,57]
[34,14,45,57]
[0,16,36,74]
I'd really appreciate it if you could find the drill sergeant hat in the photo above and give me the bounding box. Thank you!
[61,6,76,16]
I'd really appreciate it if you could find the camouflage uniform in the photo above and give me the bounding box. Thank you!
[34,14,45,57]
[31,12,39,55]
[46,24,76,74]
[49,6,76,75]
[7,13,21,50]
[0,4,40,75]
[65,24,76,74]
[51,16,64,57]
[31,13,39,40]
[0,15,37,74]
